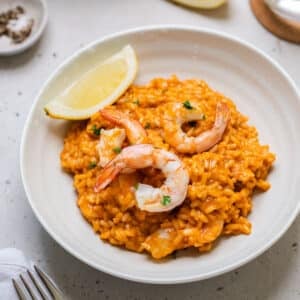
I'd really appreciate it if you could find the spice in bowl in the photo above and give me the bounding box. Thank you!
[0,6,34,44]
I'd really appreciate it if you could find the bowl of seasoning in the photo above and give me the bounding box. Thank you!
[0,0,47,56]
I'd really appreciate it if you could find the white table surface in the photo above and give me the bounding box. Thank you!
[1,0,300,299]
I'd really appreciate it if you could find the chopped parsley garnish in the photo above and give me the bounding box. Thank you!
[113,147,122,154]
[161,195,171,206]
[92,124,101,136]
[134,183,139,190]
[133,99,140,105]
[183,100,193,110]
[144,122,151,129]
[88,161,97,169]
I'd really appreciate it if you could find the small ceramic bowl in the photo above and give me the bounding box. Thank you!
[0,0,47,56]
[265,0,300,22]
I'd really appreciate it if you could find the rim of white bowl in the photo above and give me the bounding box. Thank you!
[20,25,300,284]
[0,0,48,56]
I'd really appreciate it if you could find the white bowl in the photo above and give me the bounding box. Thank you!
[0,0,47,56]
[20,25,300,284]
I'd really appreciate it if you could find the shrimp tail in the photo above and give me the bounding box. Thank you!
[215,102,230,129]
[100,108,147,144]
[100,108,124,124]
[94,163,122,192]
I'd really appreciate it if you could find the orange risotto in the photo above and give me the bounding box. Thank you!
[61,76,275,259]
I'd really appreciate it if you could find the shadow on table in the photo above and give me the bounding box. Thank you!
[0,28,47,70]
[37,214,300,300]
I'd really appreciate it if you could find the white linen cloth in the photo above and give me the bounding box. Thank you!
[0,248,31,299]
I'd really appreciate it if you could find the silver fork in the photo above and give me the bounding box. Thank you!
[12,265,64,300]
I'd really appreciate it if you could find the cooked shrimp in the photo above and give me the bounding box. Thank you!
[97,109,147,170]
[142,219,224,258]
[163,102,230,154]
[94,144,189,212]
[97,128,126,167]
[100,108,147,144]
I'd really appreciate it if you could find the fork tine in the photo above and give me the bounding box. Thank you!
[20,273,44,300]
[28,269,54,300]
[12,278,32,300]
[34,265,64,300]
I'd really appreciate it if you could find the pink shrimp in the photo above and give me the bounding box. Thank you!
[100,108,147,144]
[163,102,230,154]
[94,144,189,213]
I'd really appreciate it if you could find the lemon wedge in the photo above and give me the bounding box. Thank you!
[44,45,138,120]
[171,0,227,9]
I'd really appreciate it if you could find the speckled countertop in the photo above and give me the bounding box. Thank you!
[0,0,299,299]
